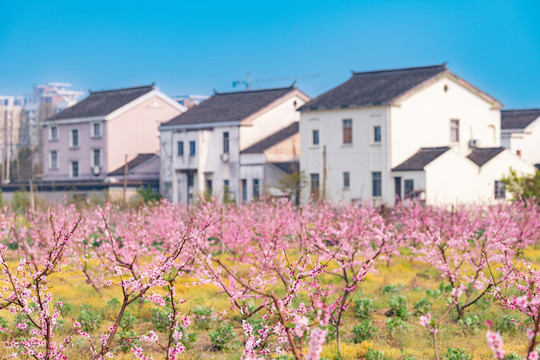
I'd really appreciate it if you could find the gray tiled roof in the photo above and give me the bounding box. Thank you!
[466,147,505,167]
[241,122,299,154]
[163,86,297,126]
[107,153,158,176]
[271,161,299,174]
[299,64,447,111]
[392,147,450,171]
[501,109,540,130]
[46,85,154,121]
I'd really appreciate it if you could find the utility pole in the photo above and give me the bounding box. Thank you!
[322,145,327,200]
[123,154,128,203]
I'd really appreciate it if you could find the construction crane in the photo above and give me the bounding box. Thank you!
[232,72,320,90]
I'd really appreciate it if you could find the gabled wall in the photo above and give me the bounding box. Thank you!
[107,95,182,172]
[391,74,501,168]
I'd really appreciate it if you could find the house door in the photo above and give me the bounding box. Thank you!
[394,177,402,204]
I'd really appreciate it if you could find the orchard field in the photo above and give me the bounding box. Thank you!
[0,199,539,360]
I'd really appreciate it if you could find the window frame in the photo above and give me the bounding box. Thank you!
[494,180,506,200]
[70,129,79,148]
[343,171,350,190]
[91,122,102,138]
[404,179,414,199]
[49,150,58,170]
[189,141,196,156]
[223,132,230,154]
[310,173,320,198]
[253,178,260,199]
[312,129,319,146]
[450,119,459,143]
[177,141,184,156]
[49,126,58,141]
[372,172,382,198]
[241,179,247,201]
[373,126,381,143]
[342,119,352,145]
[70,161,79,178]
[91,148,101,167]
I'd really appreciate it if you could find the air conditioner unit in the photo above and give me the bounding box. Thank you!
[468,139,480,148]
[92,165,101,176]
[220,153,230,162]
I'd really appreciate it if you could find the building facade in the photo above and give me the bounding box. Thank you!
[501,109,540,168]
[299,64,535,205]
[41,85,185,182]
[159,86,309,204]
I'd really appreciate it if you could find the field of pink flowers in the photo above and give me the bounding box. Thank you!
[0,199,539,360]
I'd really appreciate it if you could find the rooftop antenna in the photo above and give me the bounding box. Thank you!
[232,72,320,90]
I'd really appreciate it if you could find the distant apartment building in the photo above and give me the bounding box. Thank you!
[42,84,185,182]
[173,95,209,110]
[159,86,309,204]
[501,109,540,168]
[20,83,84,149]
[0,96,24,183]
[299,64,535,205]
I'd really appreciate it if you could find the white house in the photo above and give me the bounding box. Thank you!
[159,85,309,203]
[299,64,535,205]
[501,109,540,167]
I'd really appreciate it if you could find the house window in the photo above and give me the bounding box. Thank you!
[70,129,79,148]
[223,179,230,200]
[404,179,414,198]
[343,119,352,144]
[450,119,459,142]
[310,173,320,198]
[373,126,381,143]
[91,123,101,138]
[49,150,58,169]
[241,179,247,201]
[223,132,229,154]
[372,172,382,198]
[343,172,350,189]
[49,126,58,141]
[70,161,79,178]
[253,179,260,199]
[189,141,196,156]
[494,180,506,199]
[92,149,101,167]
[177,141,184,156]
[206,179,212,196]
[312,129,319,145]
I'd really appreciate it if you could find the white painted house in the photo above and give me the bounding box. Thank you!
[299,64,535,205]
[501,109,540,168]
[159,86,309,203]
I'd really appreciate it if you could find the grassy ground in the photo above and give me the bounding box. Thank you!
[2,248,537,359]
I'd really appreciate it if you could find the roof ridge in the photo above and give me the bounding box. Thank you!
[419,146,451,150]
[214,84,295,96]
[502,108,540,112]
[353,63,446,76]
[90,84,154,95]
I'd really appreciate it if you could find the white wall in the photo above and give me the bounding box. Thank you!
[300,106,389,203]
[424,150,479,206]
[240,92,306,150]
[475,150,536,202]
[502,119,540,165]
[391,74,500,168]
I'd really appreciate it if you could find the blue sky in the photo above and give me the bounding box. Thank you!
[1,0,539,108]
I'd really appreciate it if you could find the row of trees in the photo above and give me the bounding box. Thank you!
[0,199,538,359]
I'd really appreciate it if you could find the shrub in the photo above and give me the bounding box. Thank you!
[382,284,402,294]
[386,317,409,334]
[354,298,374,320]
[120,311,136,331]
[58,300,73,317]
[77,304,102,333]
[208,323,236,351]
[457,315,480,333]
[151,306,173,332]
[388,295,410,320]
[443,348,472,360]
[192,305,216,330]
[366,348,391,360]
[116,330,139,353]
[496,315,519,334]
[352,320,377,343]
[413,298,431,316]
